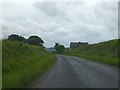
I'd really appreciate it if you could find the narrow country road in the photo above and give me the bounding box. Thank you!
[31,55,118,88]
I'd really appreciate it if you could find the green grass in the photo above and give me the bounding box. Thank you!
[0,74,1,89]
[2,40,56,88]
[65,39,119,67]
[0,40,2,89]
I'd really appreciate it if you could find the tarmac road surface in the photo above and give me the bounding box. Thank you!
[31,55,118,88]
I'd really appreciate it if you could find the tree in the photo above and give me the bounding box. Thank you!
[54,43,65,53]
[27,35,44,46]
[8,34,26,42]
[54,43,59,52]
[58,45,65,53]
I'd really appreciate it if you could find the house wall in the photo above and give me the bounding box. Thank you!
[70,42,88,48]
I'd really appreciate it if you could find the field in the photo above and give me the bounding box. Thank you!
[65,39,119,67]
[2,40,56,88]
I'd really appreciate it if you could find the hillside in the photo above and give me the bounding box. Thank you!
[65,39,119,67]
[2,40,56,88]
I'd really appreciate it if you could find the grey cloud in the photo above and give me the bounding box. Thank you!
[2,19,42,39]
[118,2,120,38]
[2,1,118,47]
[34,2,65,17]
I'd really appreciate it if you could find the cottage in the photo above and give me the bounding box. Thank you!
[70,42,88,48]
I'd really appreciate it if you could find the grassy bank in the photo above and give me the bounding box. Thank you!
[0,40,2,89]
[65,39,119,67]
[2,40,56,88]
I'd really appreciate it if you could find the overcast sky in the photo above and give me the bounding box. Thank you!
[1,0,119,47]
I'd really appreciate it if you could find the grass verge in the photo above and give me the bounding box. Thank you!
[65,39,119,67]
[2,40,56,88]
